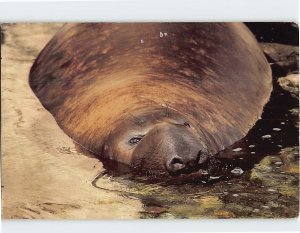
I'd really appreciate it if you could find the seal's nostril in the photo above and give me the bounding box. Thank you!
[166,157,185,172]
[171,157,184,165]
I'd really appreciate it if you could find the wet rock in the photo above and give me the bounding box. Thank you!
[278,74,299,99]
[230,167,244,176]
[260,43,299,74]
[250,147,299,198]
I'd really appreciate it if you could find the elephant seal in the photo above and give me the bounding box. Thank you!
[29,23,272,176]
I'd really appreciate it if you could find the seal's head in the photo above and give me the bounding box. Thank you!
[103,107,210,176]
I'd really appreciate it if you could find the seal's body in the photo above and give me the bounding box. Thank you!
[29,23,272,175]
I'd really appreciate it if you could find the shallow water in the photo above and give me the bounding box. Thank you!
[2,23,298,219]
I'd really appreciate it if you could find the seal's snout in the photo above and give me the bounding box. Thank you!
[165,150,208,173]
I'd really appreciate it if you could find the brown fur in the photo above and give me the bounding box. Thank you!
[29,23,272,167]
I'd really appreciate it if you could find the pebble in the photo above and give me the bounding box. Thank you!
[249,145,255,148]
[262,205,270,209]
[251,152,256,154]
[232,194,239,197]
[230,167,244,176]
[262,135,272,139]
[277,145,283,148]
[232,148,242,152]
[267,189,277,192]
[253,209,260,212]
[273,128,281,131]
[223,191,229,195]
[281,122,285,125]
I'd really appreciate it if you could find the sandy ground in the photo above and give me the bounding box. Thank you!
[1,23,142,219]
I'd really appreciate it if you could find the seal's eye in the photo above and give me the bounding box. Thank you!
[184,122,191,127]
[129,135,144,145]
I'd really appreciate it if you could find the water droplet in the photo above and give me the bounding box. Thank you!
[209,176,221,180]
[273,128,281,131]
[232,148,242,152]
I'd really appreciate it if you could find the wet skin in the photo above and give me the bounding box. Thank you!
[103,107,210,176]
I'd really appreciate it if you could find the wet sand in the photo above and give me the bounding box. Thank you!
[1,24,142,219]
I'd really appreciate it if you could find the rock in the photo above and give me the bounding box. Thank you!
[278,74,299,99]
[250,147,299,198]
[272,128,282,131]
[230,167,244,176]
[260,43,299,74]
